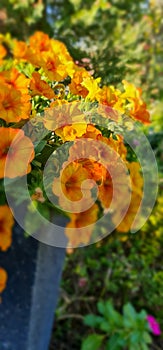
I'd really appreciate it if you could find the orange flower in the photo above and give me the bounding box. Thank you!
[98,171,113,209]
[13,40,27,59]
[81,159,107,183]
[114,193,142,233]
[0,205,14,251]
[127,161,143,196]
[69,67,90,97]
[82,124,102,139]
[0,268,8,293]
[0,83,31,123]
[0,127,34,178]
[0,44,7,61]
[53,161,90,202]
[97,85,120,107]
[113,161,144,232]
[13,32,75,75]
[68,135,121,186]
[121,80,150,124]
[98,160,130,209]
[68,135,105,164]
[30,72,55,99]
[13,40,32,61]
[41,53,70,82]
[97,134,119,154]
[0,67,29,94]
[65,203,99,246]
[68,139,107,182]
[116,135,127,160]
[130,99,150,124]
[29,31,51,53]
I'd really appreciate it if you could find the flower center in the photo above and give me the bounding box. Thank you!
[3,101,11,109]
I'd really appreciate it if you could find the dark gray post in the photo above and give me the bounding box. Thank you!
[27,243,65,350]
[0,221,66,350]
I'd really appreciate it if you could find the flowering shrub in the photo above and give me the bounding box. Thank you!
[0,31,150,294]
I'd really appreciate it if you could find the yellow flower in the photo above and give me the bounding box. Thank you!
[44,100,86,140]
[51,39,73,62]
[51,39,75,78]
[81,76,101,100]
[55,123,87,142]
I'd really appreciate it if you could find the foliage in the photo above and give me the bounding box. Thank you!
[51,216,163,348]
[0,0,55,38]
[82,301,152,350]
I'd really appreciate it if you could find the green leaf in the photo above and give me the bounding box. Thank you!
[142,332,152,344]
[105,301,122,326]
[100,320,111,332]
[138,310,147,321]
[129,331,142,344]
[140,343,149,350]
[34,140,47,155]
[106,334,125,350]
[37,203,50,221]
[128,346,136,350]
[84,315,104,327]
[81,334,104,350]
[97,301,105,315]
[123,303,137,328]
[123,303,136,320]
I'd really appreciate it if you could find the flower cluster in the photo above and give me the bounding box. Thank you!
[0,31,150,293]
